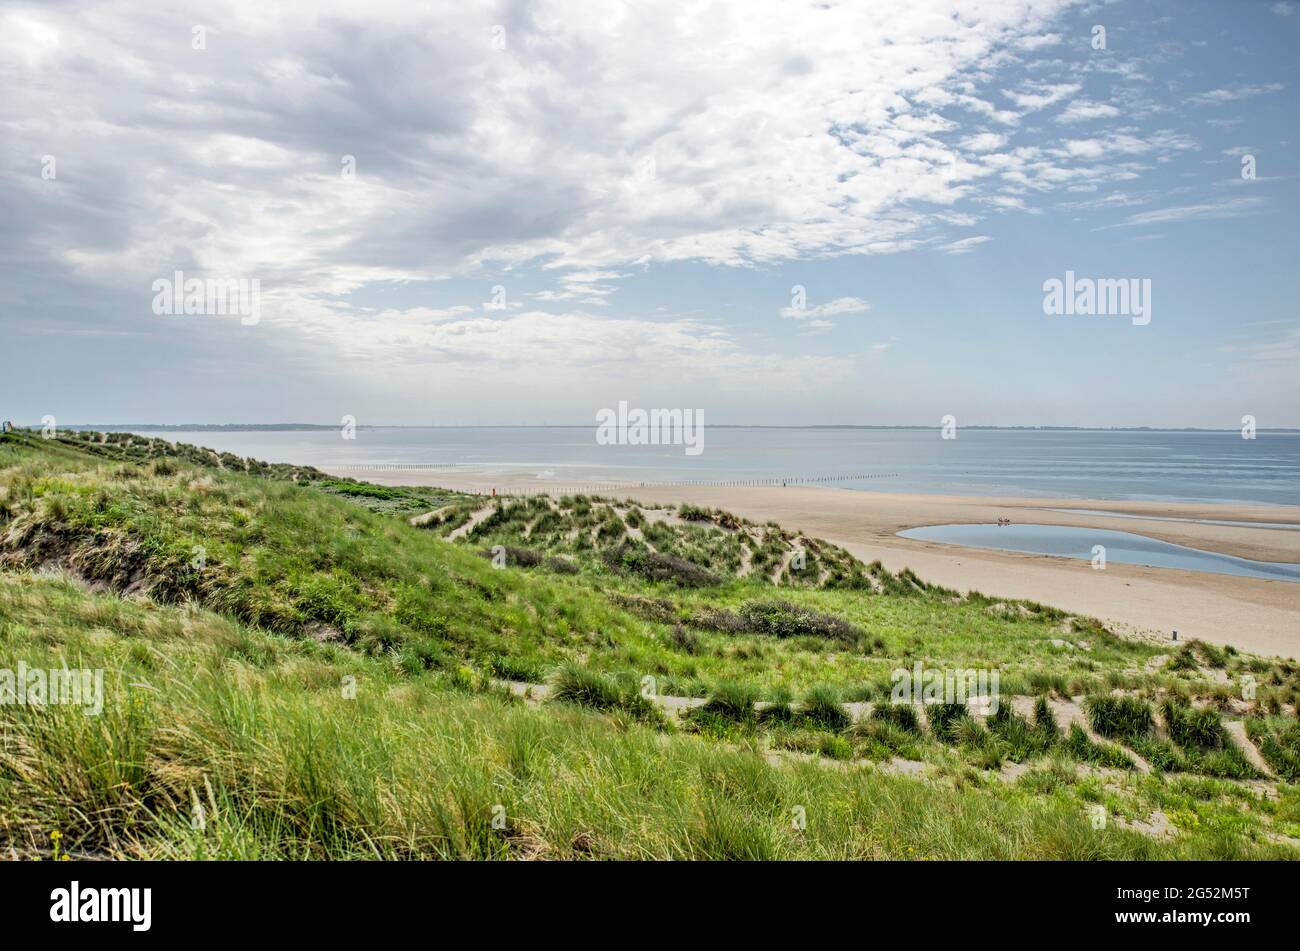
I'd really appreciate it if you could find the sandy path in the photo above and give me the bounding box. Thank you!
[446,503,498,541]
[341,468,1300,659]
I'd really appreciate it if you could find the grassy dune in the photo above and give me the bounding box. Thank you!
[1,429,1298,859]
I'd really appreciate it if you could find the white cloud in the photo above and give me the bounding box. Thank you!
[938,236,993,254]
[0,0,1092,309]
[780,297,871,322]
[1002,82,1080,112]
[1190,84,1285,105]
[960,132,1008,152]
[1114,197,1265,228]
[1055,100,1121,123]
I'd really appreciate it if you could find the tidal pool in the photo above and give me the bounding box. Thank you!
[896,523,1300,583]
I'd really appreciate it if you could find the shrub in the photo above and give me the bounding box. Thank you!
[602,545,718,587]
[667,624,702,656]
[736,600,861,642]
[543,556,579,575]
[478,545,542,568]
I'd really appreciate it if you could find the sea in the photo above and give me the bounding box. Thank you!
[127,427,1300,507]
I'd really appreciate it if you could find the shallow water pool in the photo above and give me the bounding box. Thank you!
[896,523,1300,583]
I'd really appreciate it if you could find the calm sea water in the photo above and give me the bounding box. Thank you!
[133,428,1300,506]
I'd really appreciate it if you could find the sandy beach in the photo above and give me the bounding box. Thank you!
[333,466,1300,660]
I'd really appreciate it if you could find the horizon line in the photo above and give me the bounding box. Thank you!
[27,423,1300,434]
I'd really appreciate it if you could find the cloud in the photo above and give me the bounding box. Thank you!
[1190,83,1285,105]
[0,0,1101,313]
[1002,82,1080,112]
[1272,2,1299,16]
[938,236,993,254]
[1113,197,1265,228]
[529,269,628,305]
[1055,100,1121,123]
[960,132,1009,152]
[780,297,871,322]
[9,0,1286,425]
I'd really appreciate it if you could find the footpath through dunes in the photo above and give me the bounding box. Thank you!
[355,468,1300,660]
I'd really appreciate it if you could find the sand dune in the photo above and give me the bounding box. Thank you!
[336,467,1300,660]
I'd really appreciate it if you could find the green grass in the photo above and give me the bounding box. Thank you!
[870,703,922,735]
[548,664,667,727]
[4,573,1296,860]
[1,429,1297,859]
[1248,718,1300,781]
[1085,695,1154,744]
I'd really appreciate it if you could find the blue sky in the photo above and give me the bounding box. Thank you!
[2,0,1297,427]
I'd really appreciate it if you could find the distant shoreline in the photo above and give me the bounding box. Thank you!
[33,423,1300,434]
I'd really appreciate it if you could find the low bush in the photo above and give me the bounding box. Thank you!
[602,545,718,587]
[736,600,861,642]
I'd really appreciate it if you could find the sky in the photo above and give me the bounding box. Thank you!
[1,0,1297,427]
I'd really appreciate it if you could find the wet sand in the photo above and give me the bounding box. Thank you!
[334,467,1300,660]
